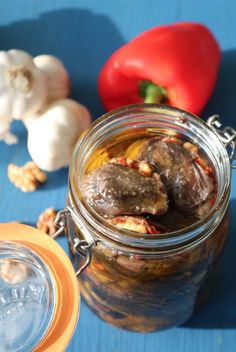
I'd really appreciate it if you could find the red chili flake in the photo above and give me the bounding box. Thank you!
[195,157,208,169]
[204,166,214,175]
[86,266,91,273]
[195,156,214,178]
[210,195,216,206]
[116,218,126,224]
[147,225,161,234]
[94,262,105,271]
[118,156,127,166]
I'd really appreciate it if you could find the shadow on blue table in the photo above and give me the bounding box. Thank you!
[203,49,236,125]
[184,199,236,329]
[189,50,236,329]
[187,50,236,329]
[0,8,125,118]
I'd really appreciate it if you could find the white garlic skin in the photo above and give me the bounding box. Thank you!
[0,49,48,119]
[27,99,91,171]
[34,55,70,103]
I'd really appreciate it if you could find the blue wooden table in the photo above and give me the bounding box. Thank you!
[0,1,236,351]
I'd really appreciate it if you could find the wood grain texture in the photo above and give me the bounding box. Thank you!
[0,1,236,351]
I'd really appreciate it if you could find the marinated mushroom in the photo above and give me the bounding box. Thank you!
[138,137,215,215]
[82,157,168,217]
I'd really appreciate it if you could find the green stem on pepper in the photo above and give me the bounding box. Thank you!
[139,80,168,104]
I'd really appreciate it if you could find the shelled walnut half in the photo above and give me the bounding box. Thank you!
[37,208,58,236]
[109,216,161,234]
[8,161,47,192]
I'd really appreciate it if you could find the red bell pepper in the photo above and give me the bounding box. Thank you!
[98,22,220,115]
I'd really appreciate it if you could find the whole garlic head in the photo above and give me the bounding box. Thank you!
[27,99,91,171]
[34,55,70,102]
[0,49,48,119]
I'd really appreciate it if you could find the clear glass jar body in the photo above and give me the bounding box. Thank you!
[67,104,231,332]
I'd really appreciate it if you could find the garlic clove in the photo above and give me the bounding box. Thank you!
[0,116,18,144]
[0,49,48,119]
[2,131,18,145]
[27,99,91,171]
[33,55,70,102]
[0,49,33,66]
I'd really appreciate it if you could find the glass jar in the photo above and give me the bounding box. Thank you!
[0,223,79,351]
[65,104,233,332]
[2,104,234,346]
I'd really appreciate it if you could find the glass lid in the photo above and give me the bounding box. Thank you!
[0,241,55,352]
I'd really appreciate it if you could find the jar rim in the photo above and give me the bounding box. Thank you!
[69,104,231,251]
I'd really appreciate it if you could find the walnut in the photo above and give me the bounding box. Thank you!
[37,208,58,236]
[8,161,47,192]
[109,216,160,234]
[162,136,182,144]
[110,156,154,176]
[183,142,199,154]
[0,259,28,284]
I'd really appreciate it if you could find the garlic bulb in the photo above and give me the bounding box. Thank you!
[27,99,91,171]
[34,55,70,102]
[0,49,48,119]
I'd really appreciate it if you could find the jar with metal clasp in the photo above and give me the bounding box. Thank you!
[1,104,235,350]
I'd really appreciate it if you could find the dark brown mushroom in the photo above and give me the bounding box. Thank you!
[138,137,216,215]
[82,158,168,218]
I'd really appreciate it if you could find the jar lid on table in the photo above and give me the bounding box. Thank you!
[0,223,80,352]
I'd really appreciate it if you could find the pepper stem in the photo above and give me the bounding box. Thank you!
[139,80,167,104]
